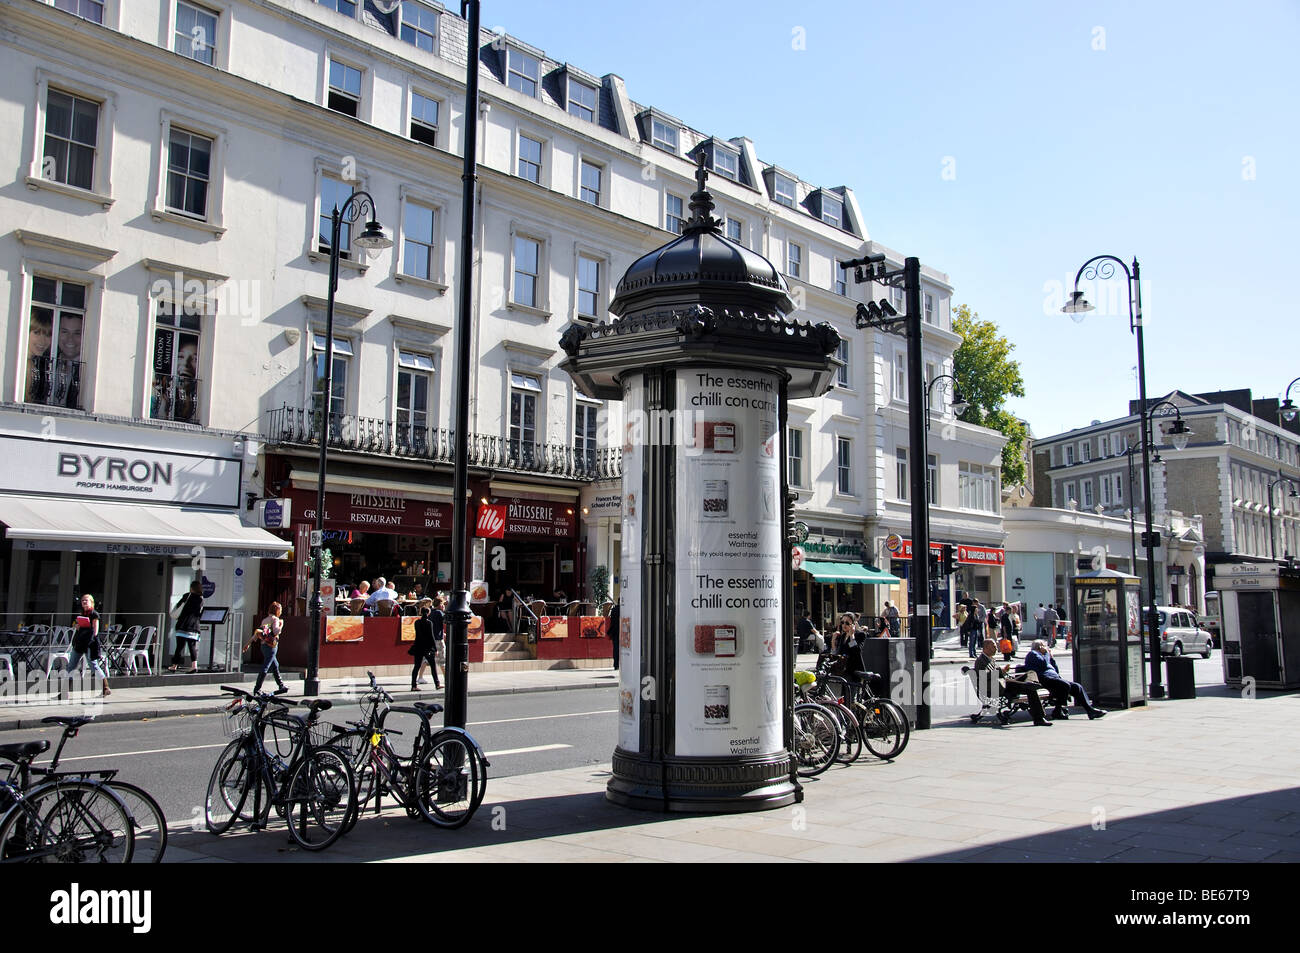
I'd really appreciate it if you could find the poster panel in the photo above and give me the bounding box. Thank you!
[618,374,643,753]
[673,368,783,757]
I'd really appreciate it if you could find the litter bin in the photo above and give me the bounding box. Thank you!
[1165,655,1196,699]
[861,637,917,727]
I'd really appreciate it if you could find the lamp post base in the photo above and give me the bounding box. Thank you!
[606,750,800,813]
[1149,685,1167,699]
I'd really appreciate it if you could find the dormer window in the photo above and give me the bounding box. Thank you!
[772,173,797,208]
[567,77,597,122]
[507,48,539,97]
[712,148,738,180]
[821,194,843,228]
[651,118,679,154]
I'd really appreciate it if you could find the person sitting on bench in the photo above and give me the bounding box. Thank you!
[1016,639,1107,720]
[975,638,1051,727]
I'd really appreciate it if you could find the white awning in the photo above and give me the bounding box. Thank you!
[0,495,291,558]
[287,470,454,501]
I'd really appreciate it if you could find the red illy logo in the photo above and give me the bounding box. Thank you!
[476,504,506,538]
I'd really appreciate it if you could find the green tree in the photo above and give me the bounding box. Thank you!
[951,304,1029,486]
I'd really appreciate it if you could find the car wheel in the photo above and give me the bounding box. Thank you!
[1172,642,1183,656]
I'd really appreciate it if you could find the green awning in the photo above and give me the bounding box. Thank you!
[799,560,900,585]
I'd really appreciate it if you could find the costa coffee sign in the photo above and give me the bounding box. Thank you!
[477,497,575,539]
[896,538,1005,566]
[288,489,450,533]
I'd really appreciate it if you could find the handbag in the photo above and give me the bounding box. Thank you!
[168,599,183,621]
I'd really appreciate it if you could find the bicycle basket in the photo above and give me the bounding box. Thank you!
[222,700,255,739]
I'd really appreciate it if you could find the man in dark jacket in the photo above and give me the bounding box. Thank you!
[1016,640,1106,720]
[608,601,620,670]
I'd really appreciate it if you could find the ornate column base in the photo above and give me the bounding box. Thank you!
[607,749,800,813]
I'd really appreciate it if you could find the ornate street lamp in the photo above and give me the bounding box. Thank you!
[306,191,391,696]
[925,373,968,430]
[1061,255,1166,697]
[1279,377,1300,424]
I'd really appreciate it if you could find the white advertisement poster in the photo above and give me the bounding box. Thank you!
[617,374,644,753]
[673,368,783,757]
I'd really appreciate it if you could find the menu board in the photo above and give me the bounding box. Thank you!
[618,374,643,753]
[673,369,783,757]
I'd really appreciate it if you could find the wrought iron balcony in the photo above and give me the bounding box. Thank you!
[264,405,622,481]
[25,356,83,409]
[150,373,200,423]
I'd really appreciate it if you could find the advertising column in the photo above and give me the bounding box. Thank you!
[674,369,783,757]
[618,375,643,753]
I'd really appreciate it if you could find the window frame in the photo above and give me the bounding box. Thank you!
[650,118,679,154]
[820,193,843,228]
[150,110,227,234]
[771,172,797,208]
[836,436,854,497]
[398,0,439,54]
[567,77,597,122]
[835,338,850,389]
[833,261,847,296]
[324,54,365,119]
[787,426,807,489]
[398,196,439,286]
[928,453,939,505]
[516,130,545,185]
[508,371,543,455]
[307,158,372,273]
[578,157,603,206]
[725,216,745,246]
[506,47,540,98]
[787,241,802,279]
[506,223,550,317]
[893,350,907,403]
[574,400,601,468]
[575,251,604,321]
[407,87,442,148]
[710,145,740,181]
[27,70,117,207]
[395,349,436,450]
[309,332,354,429]
[896,448,909,501]
[923,292,935,325]
[171,0,222,67]
[146,287,208,425]
[53,0,107,24]
[665,191,685,235]
[23,273,91,412]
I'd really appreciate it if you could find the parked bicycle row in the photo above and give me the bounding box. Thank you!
[0,715,166,863]
[790,652,911,777]
[204,672,488,850]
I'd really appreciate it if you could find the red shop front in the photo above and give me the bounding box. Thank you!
[476,494,607,661]
[261,485,485,674]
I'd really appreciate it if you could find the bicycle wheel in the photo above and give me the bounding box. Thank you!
[106,781,167,864]
[827,702,863,764]
[285,746,354,851]
[0,781,134,863]
[414,731,478,829]
[860,699,908,760]
[205,738,253,834]
[792,704,839,777]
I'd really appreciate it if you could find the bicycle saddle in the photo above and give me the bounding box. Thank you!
[0,740,51,763]
[412,702,444,714]
[41,715,94,728]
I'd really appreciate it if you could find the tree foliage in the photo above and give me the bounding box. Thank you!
[951,304,1029,486]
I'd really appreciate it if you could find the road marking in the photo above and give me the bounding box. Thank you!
[52,742,231,763]
[470,709,617,727]
[485,744,571,757]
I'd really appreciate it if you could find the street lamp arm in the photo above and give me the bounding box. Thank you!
[336,189,380,227]
[1285,377,1300,400]
[1072,254,1133,290]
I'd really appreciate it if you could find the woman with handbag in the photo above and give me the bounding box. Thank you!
[409,603,441,692]
[68,593,110,697]
[166,580,204,673]
[249,601,288,695]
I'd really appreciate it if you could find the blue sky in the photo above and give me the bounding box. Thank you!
[486,0,1300,437]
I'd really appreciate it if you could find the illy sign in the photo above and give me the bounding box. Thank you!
[476,504,506,538]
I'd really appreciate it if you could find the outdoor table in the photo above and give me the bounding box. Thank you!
[0,630,47,671]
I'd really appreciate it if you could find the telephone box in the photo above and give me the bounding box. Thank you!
[1212,562,1300,690]
[1069,568,1147,709]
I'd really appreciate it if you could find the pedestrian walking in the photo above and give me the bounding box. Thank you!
[249,601,288,695]
[415,595,445,689]
[166,580,204,673]
[1034,602,1046,637]
[1043,603,1059,647]
[885,600,901,638]
[68,593,110,697]
[409,602,443,691]
[608,600,620,670]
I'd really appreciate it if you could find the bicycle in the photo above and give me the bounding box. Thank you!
[206,687,355,851]
[794,672,862,765]
[0,737,134,863]
[791,701,840,777]
[332,672,488,831]
[22,715,167,863]
[815,654,910,760]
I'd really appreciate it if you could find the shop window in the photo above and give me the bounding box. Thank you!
[396,351,433,452]
[509,372,540,466]
[150,297,202,423]
[25,276,86,410]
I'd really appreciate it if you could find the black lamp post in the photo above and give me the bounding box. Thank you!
[1061,255,1167,697]
[307,191,391,696]
[1116,441,1164,576]
[444,0,482,730]
[846,252,934,727]
[1279,377,1300,425]
[1267,476,1299,561]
